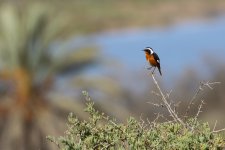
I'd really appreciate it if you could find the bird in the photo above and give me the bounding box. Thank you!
[143,47,162,76]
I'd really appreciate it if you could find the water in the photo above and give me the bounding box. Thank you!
[96,17,225,75]
[54,16,225,97]
[63,16,225,81]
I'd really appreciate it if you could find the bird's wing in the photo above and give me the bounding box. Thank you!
[153,53,160,63]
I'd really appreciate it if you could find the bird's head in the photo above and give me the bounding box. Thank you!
[143,47,154,54]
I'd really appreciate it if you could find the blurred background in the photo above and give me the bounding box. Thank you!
[0,0,225,149]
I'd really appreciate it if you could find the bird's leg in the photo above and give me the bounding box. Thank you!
[152,67,156,74]
[147,66,153,70]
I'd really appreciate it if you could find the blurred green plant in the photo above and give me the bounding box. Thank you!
[0,3,99,150]
[47,91,225,150]
[28,0,225,33]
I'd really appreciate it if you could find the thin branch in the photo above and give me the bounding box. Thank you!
[166,90,173,99]
[147,117,151,125]
[213,120,217,132]
[174,101,181,109]
[212,120,225,133]
[151,91,161,97]
[157,113,172,123]
[185,82,204,118]
[139,114,145,128]
[150,113,171,128]
[185,81,220,119]
[147,102,164,107]
[152,113,161,124]
[150,73,185,126]
[205,81,221,90]
[212,128,225,133]
[194,99,205,120]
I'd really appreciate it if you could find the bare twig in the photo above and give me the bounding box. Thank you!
[147,102,164,107]
[185,81,220,119]
[152,113,161,124]
[151,91,161,97]
[150,73,185,126]
[150,113,172,128]
[139,114,148,129]
[194,99,205,120]
[157,113,172,123]
[205,81,221,89]
[212,128,225,133]
[174,101,181,108]
[166,90,173,99]
[185,82,204,118]
[147,117,151,125]
[212,120,225,133]
[213,120,218,132]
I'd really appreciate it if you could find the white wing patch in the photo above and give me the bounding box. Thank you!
[150,49,154,54]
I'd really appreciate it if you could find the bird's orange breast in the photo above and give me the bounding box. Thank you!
[146,54,157,66]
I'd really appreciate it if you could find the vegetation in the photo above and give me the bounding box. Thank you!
[47,75,225,149]
[1,1,225,149]
[0,3,99,149]
[1,0,225,35]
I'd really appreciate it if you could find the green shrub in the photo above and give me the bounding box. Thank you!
[47,91,225,150]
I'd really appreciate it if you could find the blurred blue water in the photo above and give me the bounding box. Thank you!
[96,17,225,76]
[68,16,225,79]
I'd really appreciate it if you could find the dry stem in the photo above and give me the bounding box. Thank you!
[212,120,225,133]
[185,81,220,119]
[151,73,185,126]
[213,128,225,133]
[194,99,205,120]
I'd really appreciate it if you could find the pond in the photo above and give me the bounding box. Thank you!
[63,15,225,82]
[98,16,225,75]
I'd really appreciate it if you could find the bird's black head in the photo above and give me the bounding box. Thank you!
[143,47,154,54]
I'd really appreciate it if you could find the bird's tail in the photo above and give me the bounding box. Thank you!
[157,66,162,76]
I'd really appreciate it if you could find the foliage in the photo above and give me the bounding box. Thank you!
[47,91,225,150]
[0,3,98,83]
[0,3,99,149]
[2,0,224,34]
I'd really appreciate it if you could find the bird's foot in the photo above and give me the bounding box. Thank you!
[151,67,156,74]
[147,67,152,70]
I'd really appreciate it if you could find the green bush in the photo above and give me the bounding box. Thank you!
[47,91,225,150]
